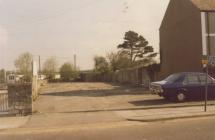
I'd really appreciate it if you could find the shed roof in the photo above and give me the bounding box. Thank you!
[190,0,215,11]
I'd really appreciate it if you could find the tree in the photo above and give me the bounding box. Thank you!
[117,31,157,64]
[42,57,58,80]
[107,52,133,72]
[0,69,5,83]
[94,56,109,74]
[60,62,79,81]
[14,52,33,81]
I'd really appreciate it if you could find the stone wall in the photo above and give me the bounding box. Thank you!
[7,83,32,115]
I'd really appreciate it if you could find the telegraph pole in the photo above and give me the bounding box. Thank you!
[39,55,41,74]
[4,69,7,83]
[74,54,77,69]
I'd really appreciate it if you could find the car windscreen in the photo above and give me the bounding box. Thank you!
[163,74,182,83]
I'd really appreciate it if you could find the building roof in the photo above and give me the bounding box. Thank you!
[190,0,215,11]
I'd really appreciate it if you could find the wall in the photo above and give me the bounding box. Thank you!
[6,77,47,116]
[159,0,203,80]
[7,83,32,115]
[32,76,47,101]
[32,76,38,100]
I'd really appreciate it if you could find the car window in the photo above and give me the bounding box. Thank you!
[164,74,181,83]
[199,74,214,84]
[183,74,200,85]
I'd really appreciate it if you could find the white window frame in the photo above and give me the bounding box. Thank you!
[201,12,207,55]
[201,12,215,56]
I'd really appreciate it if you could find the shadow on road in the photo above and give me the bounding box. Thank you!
[129,99,171,106]
[41,88,147,97]
[129,98,215,107]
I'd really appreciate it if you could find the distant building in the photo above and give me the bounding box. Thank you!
[159,0,215,79]
[54,74,61,80]
[7,74,24,84]
[38,75,46,80]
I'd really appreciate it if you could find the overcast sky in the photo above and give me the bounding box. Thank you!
[0,0,169,70]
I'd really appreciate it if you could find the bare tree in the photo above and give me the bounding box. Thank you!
[14,52,33,81]
[106,51,133,72]
[94,56,109,74]
[60,62,79,81]
[42,57,58,80]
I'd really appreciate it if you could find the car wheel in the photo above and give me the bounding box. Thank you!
[176,93,186,102]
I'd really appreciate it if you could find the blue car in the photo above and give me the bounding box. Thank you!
[150,72,215,102]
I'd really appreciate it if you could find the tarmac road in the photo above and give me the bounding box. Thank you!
[1,116,215,140]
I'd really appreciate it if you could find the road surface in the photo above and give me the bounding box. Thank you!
[1,116,215,140]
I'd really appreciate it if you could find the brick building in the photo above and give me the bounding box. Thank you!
[159,0,215,79]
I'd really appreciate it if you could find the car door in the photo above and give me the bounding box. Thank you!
[207,76,215,99]
[198,74,215,99]
[198,74,210,99]
[182,74,203,99]
[208,78,215,99]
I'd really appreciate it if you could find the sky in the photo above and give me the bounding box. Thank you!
[0,0,170,71]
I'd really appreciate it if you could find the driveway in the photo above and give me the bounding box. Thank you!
[33,82,154,113]
[24,82,151,128]
[34,82,215,113]
[23,82,215,128]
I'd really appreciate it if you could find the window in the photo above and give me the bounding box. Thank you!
[199,74,214,85]
[184,74,200,85]
[9,76,15,80]
[205,12,215,34]
[164,73,181,83]
[203,12,215,55]
[206,36,215,55]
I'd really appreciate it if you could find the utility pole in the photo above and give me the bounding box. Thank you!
[39,55,41,74]
[74,54,76,69]
[4,69,7,83]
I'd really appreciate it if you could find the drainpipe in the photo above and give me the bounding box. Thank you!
[204,11,211,112]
